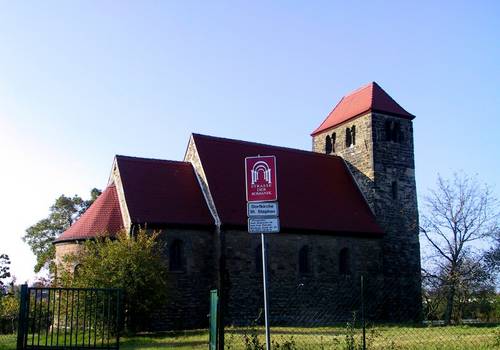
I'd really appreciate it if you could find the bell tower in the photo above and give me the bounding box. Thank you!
[312,82,421,320]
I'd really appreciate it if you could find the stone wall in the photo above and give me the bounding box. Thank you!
[371,113,421,319]
[54,241,85,272]
[151,228,216,330]
[312,113,376,210]
[223,230,383,325]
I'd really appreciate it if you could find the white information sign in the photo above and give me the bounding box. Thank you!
[248,217,280,234]
[247,202,279,217]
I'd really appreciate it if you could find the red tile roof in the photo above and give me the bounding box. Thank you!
[55,184,124,243]
[311,82,415,136]
[116,156,213,226]
[56,134,383,242]
[193,134,382,235]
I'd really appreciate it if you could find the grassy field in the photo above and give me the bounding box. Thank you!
[1,325,499,349]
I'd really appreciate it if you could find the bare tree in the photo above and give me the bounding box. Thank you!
[420,173,499,324]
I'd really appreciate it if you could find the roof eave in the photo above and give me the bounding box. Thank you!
[311,108,415,136]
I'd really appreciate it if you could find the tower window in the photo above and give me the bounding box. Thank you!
[385,120,404,143]
[345,126,356,147]
[325,135,332,154]
[385,121,392,141]
[345,128,352,147]
[391,181,398,200]
[169,239,184,271]
[298,245,310,274]
[339,248,351,276]
[331,133,336,153]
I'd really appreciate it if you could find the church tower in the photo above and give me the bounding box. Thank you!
[311,82,421,319]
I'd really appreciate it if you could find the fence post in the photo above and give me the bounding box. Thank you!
[16,284,28,350]
[361,276,366,350]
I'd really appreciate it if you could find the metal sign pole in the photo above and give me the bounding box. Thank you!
[261,233,271,350]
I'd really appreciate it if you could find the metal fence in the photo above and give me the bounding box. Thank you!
[222,276,500,350]
[16,285,123,350]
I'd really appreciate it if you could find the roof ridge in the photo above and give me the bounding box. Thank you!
[192,133,344,161]
[115,155,191,166]
[369,81,375,106]
[343,81,373,98]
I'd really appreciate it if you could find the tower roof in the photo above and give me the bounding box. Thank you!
[54,184,124,243]
[311,82,415,136]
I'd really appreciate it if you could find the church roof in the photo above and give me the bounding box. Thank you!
[56,135,383,242]
[193,134,382,235]
[54,184,124,243]
[115,155,213,226]
[311,82,415,136]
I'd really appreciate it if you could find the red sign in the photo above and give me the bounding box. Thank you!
[245,156,277,202]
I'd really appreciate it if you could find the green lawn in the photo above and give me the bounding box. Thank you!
[121,325,500,350]
[1,325,499,349]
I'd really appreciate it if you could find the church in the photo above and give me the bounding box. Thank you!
[54,82,422,329]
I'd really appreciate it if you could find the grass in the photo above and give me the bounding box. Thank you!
[1,325,499,349]
[0,334,15,350]
[223,325,500,350]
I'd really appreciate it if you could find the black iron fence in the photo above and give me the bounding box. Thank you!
[16,285,123,350]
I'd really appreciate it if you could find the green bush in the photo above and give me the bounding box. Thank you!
[59,229,168,332]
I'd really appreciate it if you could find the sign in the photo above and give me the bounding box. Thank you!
[248,217,280,234]
[247,202,279,217]
[244,156,278,350]
[245,156,277,202]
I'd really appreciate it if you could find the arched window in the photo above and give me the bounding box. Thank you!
[391,122,400,142]
[345,128,352,147]
[169,239,184,271]
[298,245,310,274]
[331,133,336,153]
[339,248,351,276]
[395,122,404,142]
[73,264,82,277]
[391,181,398,200]
[385,120,404,143]
[325,135,332,154]
[351,125,356,145]
[385,120,393,141]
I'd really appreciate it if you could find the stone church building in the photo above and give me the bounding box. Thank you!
[54,82,421,329]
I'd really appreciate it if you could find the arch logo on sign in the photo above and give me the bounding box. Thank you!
[245,156,277,202]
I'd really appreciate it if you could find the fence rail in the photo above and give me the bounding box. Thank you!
[16,285,123,350]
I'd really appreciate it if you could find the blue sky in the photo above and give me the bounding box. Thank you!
[0,1,499,282]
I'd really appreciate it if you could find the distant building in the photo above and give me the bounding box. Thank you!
[54,82,421,329]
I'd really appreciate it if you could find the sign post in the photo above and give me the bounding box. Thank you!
[245,156,279,350]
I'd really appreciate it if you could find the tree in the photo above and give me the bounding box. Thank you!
[23,188,101,272]
[0,293,19,333]
[484,231,500,275]
[59,229,168,332]
[0,254,11,295]
[420,173,499,324]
